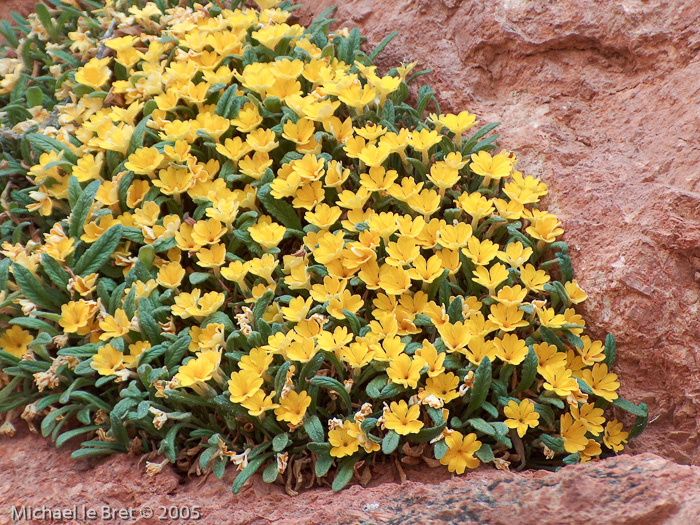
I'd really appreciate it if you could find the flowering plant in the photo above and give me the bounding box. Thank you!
[0,0,647,492]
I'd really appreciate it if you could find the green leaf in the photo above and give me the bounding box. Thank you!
[70,447,118,460]
[272,433,289,452]
[164,332,190,369]
[262,461,279,483]
[628,404,649,439]
[73,225,123,276]
[539,326,566,353]
[257,183,302,230]
[406,422,447,444]
[35,3,58,40]
[540,434,565,454]
[232,452,272,494]
[465,356,492,416]
[382,430,400,454]
[466,418,497,436]
[604,334,616,367]
[41,405,75,437]
[304,415,325,442]
[369,30,399,61]
[26,86,42,107]
[366,375,387,398]
[475,443,494,463]
[613,398,648,417]
[162,423,184,463]
[447,296,463,323]
[315,452,333,478]
[41,253,70,290]
[253,290,274,331]
[12,263,60,311]
[309,376,352,412]
[127,115,151,156]
[26,132,76,163]
[332,457,356,491]
[10,317,59,336]
[56,425,99,448]
[343,309,362,335]
[513,346,538,394]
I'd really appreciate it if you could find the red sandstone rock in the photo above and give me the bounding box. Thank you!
[294,0,700,465]
[2,0,700,522]
[2,428,700,524]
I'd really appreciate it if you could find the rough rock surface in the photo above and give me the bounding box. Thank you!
[2,0,700,522]
[295,0,700,465]
[2,428,700,524]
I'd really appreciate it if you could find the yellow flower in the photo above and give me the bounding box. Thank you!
[239,348,274,377]
[157,262,186,289]
[228,369,264,403]
[249,216,286,251]
[503,399,539,437]
[378,265,411,296]
[407,255,444,283]
[329,420,361,458]
[570,403,605,436]
[579,439,602,462]
[541,365,580,398]
[534,343,566,374]
[520,264,550,292]
[281,296,313,323]
[473,263,510,294]
[415,341,445,377]
[386,353,424,389]
[171,289,225,319]
[438,223,472,250]
[577,336,605,366]
[340,341,375,369]
[216,137,252,162]
[603,419,629,452]
[99,308,131,341]
[274,390,311,427]
[75,57,112,90]
[425,372,460,403]
[462,237,499,266]
[59,300,92,333]
[125,147,164,176]
[565,280,588,304]
[385,236,419,267]
[196,243,227,268]
[496,242,533,269]
[431,111,476,136]
[437,322,472,354]
[384,400,424,435]
[493,333,528,365]
[427,162,459,190]
[241,389,279,417]
[526,213,564,244]
[580,363,620,402]
[488,303,529,332]
[221,260,250,291]
[493,285,528,307]
[465,336,498,366]
[176,355,217,388]
[407,128,441,155]
[0,326,34,358]
[303,203,340,229]
[90,344,124,376]
[440,431,481,474]
[469,151,512,181]
[560,413,588,453]
[327,290,364,320]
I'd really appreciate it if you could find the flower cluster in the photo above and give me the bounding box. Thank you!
[0,0,647,491]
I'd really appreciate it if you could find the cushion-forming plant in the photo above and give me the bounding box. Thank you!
[0,0,648,492]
